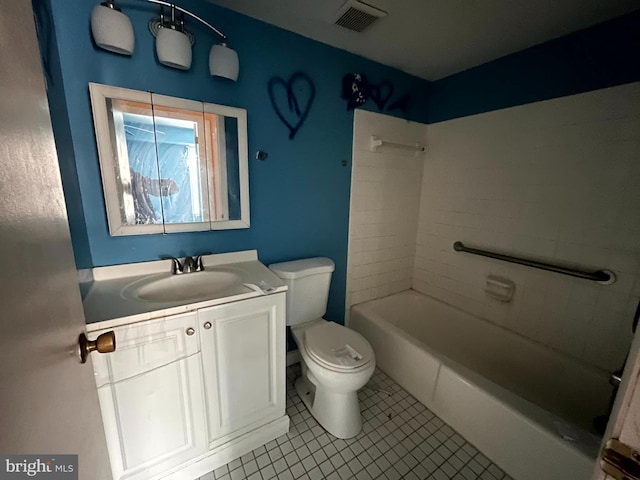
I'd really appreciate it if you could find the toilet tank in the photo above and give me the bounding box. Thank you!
[268,257,335,326]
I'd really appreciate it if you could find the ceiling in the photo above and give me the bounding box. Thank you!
[207,0,640,81]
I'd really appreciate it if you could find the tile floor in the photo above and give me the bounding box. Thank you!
[198,365,514,480]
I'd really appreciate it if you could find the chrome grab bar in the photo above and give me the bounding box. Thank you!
[453,241,615,284]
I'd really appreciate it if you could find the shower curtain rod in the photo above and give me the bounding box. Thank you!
[453,241,616,285]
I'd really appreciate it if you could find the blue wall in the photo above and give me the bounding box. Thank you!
[37,0,431,326]
[428,10,640,123]
[37,0,639,330]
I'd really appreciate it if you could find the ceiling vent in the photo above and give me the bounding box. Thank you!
[334,0,387,33]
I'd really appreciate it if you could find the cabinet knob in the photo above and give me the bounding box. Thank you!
[185,327,195,336]
[79,331,116,364]
[203,321,212,330]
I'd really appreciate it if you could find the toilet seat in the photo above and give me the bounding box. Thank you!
[304,321,373,372]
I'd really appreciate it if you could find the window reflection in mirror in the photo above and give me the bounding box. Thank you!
[89,83,249,236]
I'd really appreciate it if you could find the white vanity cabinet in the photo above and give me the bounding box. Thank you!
[91,312,208,480]
[199,294,286,445]
[89,291,288,480]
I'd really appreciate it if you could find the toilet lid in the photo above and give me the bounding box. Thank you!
[304,322,374,371]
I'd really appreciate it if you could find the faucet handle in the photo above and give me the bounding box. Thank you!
[161,256,184,275]
[195,252,212,272]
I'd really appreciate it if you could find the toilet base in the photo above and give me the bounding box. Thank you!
[295,374,363,439]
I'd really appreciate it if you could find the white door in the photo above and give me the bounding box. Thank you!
[0,2,111,479]
[592,325,640,480]
[92,313,208,480]
[199,293,286,445]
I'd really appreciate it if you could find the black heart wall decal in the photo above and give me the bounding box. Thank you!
[268,72,316,140]
[387,94,411,115]
[369,81,394,111]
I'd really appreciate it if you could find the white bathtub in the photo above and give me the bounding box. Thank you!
[350,290,608,480]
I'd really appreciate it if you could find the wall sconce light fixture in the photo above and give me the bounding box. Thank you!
[91,0,239,81]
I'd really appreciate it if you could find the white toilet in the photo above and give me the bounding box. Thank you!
[269,257,375,439]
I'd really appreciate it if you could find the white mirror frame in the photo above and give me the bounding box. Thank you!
[89,82,250,236]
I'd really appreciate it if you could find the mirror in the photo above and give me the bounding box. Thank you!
[89,83,249,236]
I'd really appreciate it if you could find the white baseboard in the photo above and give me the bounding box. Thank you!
[286,350,300,366]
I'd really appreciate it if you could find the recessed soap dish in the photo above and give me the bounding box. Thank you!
[485,275,515,302]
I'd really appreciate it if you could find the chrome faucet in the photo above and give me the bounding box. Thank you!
[182,256,197,273]
[163,252,212,275]
[164,257,184,275]
[194,252,211,271]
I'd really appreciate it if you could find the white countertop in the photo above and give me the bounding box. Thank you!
[83,250,287,331]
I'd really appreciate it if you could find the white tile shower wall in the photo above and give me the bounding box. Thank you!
[346,110,428,315]
[414,82,640,372]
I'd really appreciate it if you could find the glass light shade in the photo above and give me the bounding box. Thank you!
[209,43,239,81]
[156,28,192,70]
[91,4,134,55]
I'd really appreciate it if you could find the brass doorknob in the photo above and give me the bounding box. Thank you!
[79,331,116,364]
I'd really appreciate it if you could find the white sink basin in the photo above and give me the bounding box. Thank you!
[122,270,242,303]
[82,250,287,324]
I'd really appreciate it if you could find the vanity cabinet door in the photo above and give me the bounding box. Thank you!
[91,313,208,480]
[199,293,286,445]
